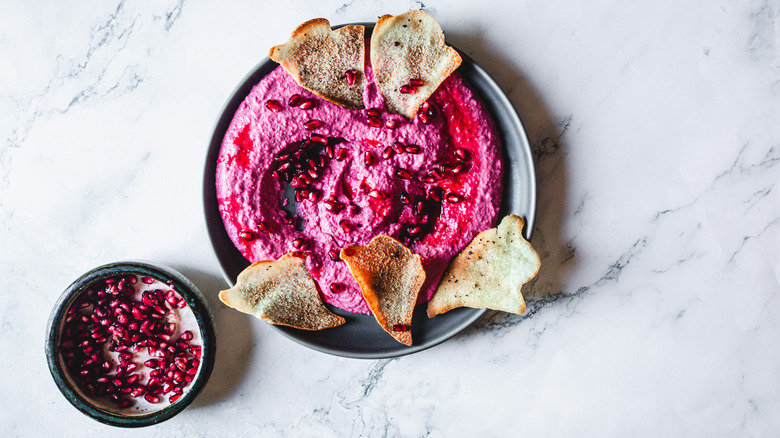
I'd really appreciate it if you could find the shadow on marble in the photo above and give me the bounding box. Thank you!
[445,31,575,333]
[168,265,254,408]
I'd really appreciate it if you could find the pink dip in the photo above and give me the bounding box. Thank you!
[216,65,503,314]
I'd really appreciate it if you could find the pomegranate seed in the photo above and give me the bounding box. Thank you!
[304,120,323,130]
[324,199,345,213]
[308,190,321,202]
[238,231,256,241]
[420,101,430,112]
[382,147,395,159]
[144,359,160,368]
[368,189,385,200]
[425,104,438,118]
[288,94,304,107]
[292,238,305,249]
[408,225,423,235]
[399,191,411,205]
[399,85,417,94]
[300,99,316,110]
[328,250,341,261]
[392,324,408,332]
[393,141,405,154]
[428,187,443,202]
[385,119,398,129]
[396,168,413,179]
[335,148,349,161]
[265,99,282,112]
[404,144,421,154]
[131,386,145,397]
[175,357,188,371]
[258,223,271,233]
[409,78,425,87]
[329,283,345,294]
[451,163,467,175]
[421,175,436,183]
[418,113,431,124]
[367,108,382,118]
[445,193,464,203]
[345,69,358,85]
[364,151,375,167]
[170,394,182,403]
[339,220,354,233]
[455,149,470,161]
[367,116,382,127]
[310,134,328,144]
[142,277,154,285]
[343,247,356,257]
[430,168,443,180]
[144,394,161,404]
[132,307,145,320]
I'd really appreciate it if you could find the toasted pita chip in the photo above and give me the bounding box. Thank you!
[427,215,540,317]
[219,252,345,330]
[270,18,367,109]
[340,235,425,345]
[370,10,462,119]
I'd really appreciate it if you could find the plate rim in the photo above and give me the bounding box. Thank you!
[203,23,536,359]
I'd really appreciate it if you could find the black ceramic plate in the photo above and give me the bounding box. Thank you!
[204,24,536,359]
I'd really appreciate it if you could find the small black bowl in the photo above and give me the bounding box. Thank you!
[45,261,216,427]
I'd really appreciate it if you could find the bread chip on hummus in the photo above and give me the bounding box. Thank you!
[270,18,367,109]
[427,215,540,317]
[340,235,425,345]
[219,252,345,330]
[370,10,462,119]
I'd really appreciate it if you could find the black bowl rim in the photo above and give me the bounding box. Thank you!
[45,261,217,427]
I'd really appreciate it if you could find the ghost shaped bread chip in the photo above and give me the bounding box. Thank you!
[427,215,541,317]
[370,10,462,118]
[270,18,367,109]
[219,252,345,330]
[340,235,425,346]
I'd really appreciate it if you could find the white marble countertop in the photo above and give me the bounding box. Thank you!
[2,0,778,436]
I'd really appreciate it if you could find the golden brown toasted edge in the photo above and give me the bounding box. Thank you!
[269,18,366,109]
[218,252,346,331]
[370,10,462,118]
[426,215,541,318]
[340,235,425,346]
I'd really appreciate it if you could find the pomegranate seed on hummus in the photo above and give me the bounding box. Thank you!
[215,58,502,315]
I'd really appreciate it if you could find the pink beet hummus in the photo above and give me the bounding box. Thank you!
[216,64,502,314]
